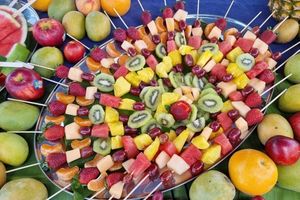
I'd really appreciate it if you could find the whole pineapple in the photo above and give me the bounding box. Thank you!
[268,0,300,21]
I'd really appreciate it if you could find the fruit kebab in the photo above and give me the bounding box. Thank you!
[250,11,276,35]
[273,49,300,72]
[213,0,235,32]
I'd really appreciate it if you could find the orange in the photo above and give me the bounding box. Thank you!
[228,149,278,196]
[32,0,52,12]
[101,0,131,17]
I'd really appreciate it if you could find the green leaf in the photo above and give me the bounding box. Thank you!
[71,175,93,200]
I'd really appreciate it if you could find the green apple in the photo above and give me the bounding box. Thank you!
[279,84,300,113]
[0,162,6,188]
[277,159,300,192]
[0,133,29,167]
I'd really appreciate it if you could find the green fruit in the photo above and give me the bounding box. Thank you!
[62,11,85,40]
[192,76,207,89]
[277,159,300,192]
[125,55,146,72]
[155,113,175,128]
[200,88,217,98]
[175,32,186,47]
[93,138,111,156]
[203,83,215,89]
[184,73,193,86]
[198,94,223,113]
[279,84,300,112]
[169,71,184,88]
[89,105,105,125]
[274,19,299,44]
[0,101,39,131]
[187,117,206,132]
[155,43,167,59]
[0,178,48,200]
[236,53,255,72]
[144,87,162,111]
[48,0,76,21]
[0,133,29,166]
[257,114,294,145]
[189,170,236,200]
[139,86,151,100]
[128,110,152,129]
[199,43,219,55]
[183,104,198,124]
[30,47,64,78]
[284,54,300,83]
[141,119,161,134]
[93,73,115,92]
[85,11,111,42]
[0,162,6,188]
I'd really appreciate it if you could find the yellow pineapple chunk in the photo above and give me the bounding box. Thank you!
[137,68,154,83]
[201,144,221,165]
[161,92,180,106]
[108,121,124,136]
[114,77,131,97]
[105,107,119,123]
[111,136,123,150]
[119,98,136,110]
[168,50,182,66]
[125,72,141,87]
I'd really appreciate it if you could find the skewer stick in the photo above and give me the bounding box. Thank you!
[67,34,91,51]
[261,89,287,112]
[12,0,37,18]
[124,174,150,200]
[196,0,200,20]
[108,195,114,200]
[241,11,262,33]
[7,98,47,107]
[281,41,300,55]
[143,182,163,200]
[0,62,27,69]
[47,183,72,200]
[87,187,106,200]
[137,0,145,12]
[163,0,167,7]
[9,130,43,134]
[6,162,40,174]
[8,0,18,8]
[273,50,300,72]
[260,74,292,96]
[30,63,55,71]
[273,16,289,32]
[259,11,276,28]
[104,10,117,30]
[42,77,69,88]
[113,8,129,29]
[224,0,235,19]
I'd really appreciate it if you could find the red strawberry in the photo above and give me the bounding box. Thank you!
[245,109,264,126]
[258,69,275,84]
[48,100,66,116]
[126,27,141,40]
[55,65,69,79]
[245,92,263,108]
[46,152,67,170]
[162,7,174,19]
[90,47,107,62]
[79,167,100,185]
[229,91,244,101]
[174,1,185,11]
[106,172,124,188]
[44,125,65,141]
[69,82,86,96]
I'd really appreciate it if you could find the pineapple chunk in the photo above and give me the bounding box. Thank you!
[85,86,97,100]
[134,134,153,150]
[162,56,173,72]
[161,92,180,105]
[168,50,182,66]
[97,155,114,173]
[221,100,234,113]
[233,73,250,89]
[134,40,148,53]
[167,154,190,175]
[173,129,191,152]
[114,77,131,97]
[243,30,257,41]
[217,81,237,98]
[66,148,81,163]
[108,121,124,136]
[101,58,114,68]
[147,20,158,35]
[144,137,160,161]
[68,67,83,82]
[208,26,222,39]
[137,68,154,83]
[248,78,266,94]
[235,117,248,136]
[232,101,251,117]
[65,103,79,116]
[173,9,188,21]
[125,72,141,87]
[212,51,224,63]
[197,50,213,67]
[65,122,82,140]
[192,135,210,149]
[226,47,244,63]
[155,62,168,78]
[121,40,135,51]
[155,151,170,169]
[203,59,217,72]
[201,144,221,165]
[179,45,194,56]
[105,106,119,123]
[252,38,268,55]
[119,98,136,110]
[111,136,123,150]
[192,27,203,36]
[167,130,177,141]
[166,18,175,32]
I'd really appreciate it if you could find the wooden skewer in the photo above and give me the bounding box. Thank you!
[143,182,163,200]
[47,183,72,200]
[260,74,292,96]
[259,11,276,28]
[281,41,300,55]
[0,87,5,93]
[113,8,129,29]
[30,63,56,71]
[7,98,47,107]
[196,0,200,20]
[261,89,287,112]
[224,0,235,19]
[240,11,262,33]
[12,0,37,18]
[123,174,150,200]
[87,187,106,200]
[67,34,91,51]
[9,130,43,134]
[6,162,40,174]
[8,0,18,8]
[273,16,289,32]
[0,62,27,69]
[163,0,167,7]
[137,0,145,12]
[273,50,300,72]
[42,77,69,88]
[104,10,117,30]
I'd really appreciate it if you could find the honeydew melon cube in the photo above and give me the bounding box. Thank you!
[192,27,203,36]
[97,155,114,173]
[134,40,148,53]
[231,101,251,117]
[65,103,79,116]
[66,148,81,163]
[85,86,97,100]
[114,77,131,97]
[147,20,158,35]
[208,26,222,39]
[243,30,257,41]
[248,78,266,94]
[121,40,135,52]
[65,122,82,140]
[105,106,119,123]
[167,154,190,175]
[166,18,175,32]
[68,67,83,82]
[108,121,124,136]
[173,9,188,21]
[252,38,268,55]
[155,151,171,169]
[235,117,248,136]
[266,57,277,69]
[203,59,216,72]
[217,81,237,98]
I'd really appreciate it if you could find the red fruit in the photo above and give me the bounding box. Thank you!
[213,133,233,155]
[210,64,227,81]
[228,91,244,101]
[246,61,268,79]
[218,40,232,55]
[245,92,263,108]
[265,135,300,165]
[234,38,254,53]
[141,10,152,25]
[215,18,227,31]
[126,27,140,40]
[69,82,86,96]
[55,65,69,79]
[159,141,178,157]
[259,29,277,45]
[106,172,124,188]
[170,101,192,121]
[174,1,185,11]
[162,7,174,19]
[146,55,159,71]
[91,123,109,138]
[258,69,275,84]
[80,146,94,158]
[99,93,121,108]
[217,112,233,131]
[114,65,128,79]
[0,73,6,86]
[128,153,151,177]
[113,28,127,43]
[252,26,261,35]
[188,36,202,49]
[63,41,85,63]
[180,144,202,166]
[46,152,67,170]
[48,100,66,116]
[90,47,107,62]
[289,112,300,142]
[122,136,139,158]
[252,196,265,200]
[44,125,65,141]
[79,167,100,185]
[152,191,164,200]
[245,108,263,126]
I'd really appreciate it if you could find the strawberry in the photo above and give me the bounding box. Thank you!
[174,1,185,11]
[55,65,69,79]
[126,27,141,40]
[44,125,65,141]
[79,167,100,185]
[48,100,67,116]
[245,92,263,108]
[90,47,107,62]
[69,82,86,96]
[245,109,264,126]
[106,172,124,188]
[46,152,67,170]
[229,91,244,101]
[258,69,275,84]
[162,7,174,19]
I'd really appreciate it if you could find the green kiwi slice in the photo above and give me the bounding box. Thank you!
[192,76,207,89]
[89,105,105,124]
[155,113,175,128]
[236,53,255,72]
[93,73,115,92]
[184,72,193,86]
[93,137,111,156]
[187,118,206,132]
[199,43,219,55]
[197,109,210,121]
[141,118,161,133]
[128,110,152,128]
[197,93,223,113]
[169,71,184,88]
[125,55,146,71]
[140,86,151,100]
[203,83,215,90]
[144,87,163,111]
[183,104,198,124]
[155,43,167,59]
[200,88,218,98]
[157,79,169,92]
[175,32,187,47]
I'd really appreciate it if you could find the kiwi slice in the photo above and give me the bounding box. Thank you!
[187,118,206,132]
[155,113,175,128]
[93,138,111,156]
[140,86,151,100]
[203,83,215,90]
[236,53,255,72]
[93,73,115,92]
[175,32,187,47]
[169,71,184,88]
[199,43,219,55]
[141,118,161,133]
[128,110,152,128]
[184,73,193,86]
[125,55,146,71]
[158,79,169,92]
[144,87,163,110]
[192,76,207,89]
[183,104,198,124]
[197,109,210,121]
[89,105,105,124]
[155,43,167,59]
[200,88,218,98]
[198,93,223,113]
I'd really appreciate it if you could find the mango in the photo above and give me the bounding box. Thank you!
[62,11,86,40]
[48,0,76,21]
[279,84,300,112]
[284,54,300,83]
[85,11,111,42]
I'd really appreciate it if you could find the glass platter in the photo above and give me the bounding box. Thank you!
[34,14,274,199]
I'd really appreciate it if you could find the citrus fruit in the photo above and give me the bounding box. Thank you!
[32,0,52,12]
[100,0,131,17]
[228,149,278,196]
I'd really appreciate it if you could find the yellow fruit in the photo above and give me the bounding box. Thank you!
[144,137,160,161]
[168,50,182,66]
[137,68,154,83]
[125,72,141,87]
[201,144,221,165]
[134,134,153,150]
[161,92,180,106]
[105,107,119,123]
[119,98,136,110]
[108,121,124,136]
[101,0,131,17]
[155,62,168,78]
[114,77,131,97]
[32,0,52,12]
[111,136,123,150]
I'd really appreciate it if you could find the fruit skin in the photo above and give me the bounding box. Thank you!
[0,178,48,200]
[5,68,44,101]
[63,41,85,63]
[44,125,65,141]
[85,11,111,42]
[62,11,86,40]
[279,84,300,112]
[229,149,278,196]
[0,101,39,131]
[31,47,64,78]
[258,114,294,145]
[265,136,300,166]
[274,19,299,44]
[284,54,300,83]
[75,0,101,16]
[0,133,29,167]
[101,0,131,17]
[0,161,6,188]
[32,0,52,12]
[268,0,300,21]
[277,158,300,192]
[189,170,235,200]
[48,0,76,21]
[32,18,65,47]
[289,112,300,142]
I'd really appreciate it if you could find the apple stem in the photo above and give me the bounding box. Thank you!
[273,49,300,72]
[259,11,275,29]
[260,74,292,97]
[42,77,69,88]
[7,97,47,107]
[103,10,117,30]
[124,174,150,200]
[143,182,163,200]
[6,162,40,174]
[137,0,145,12]
[273,16,289,33]
[9,131,43,134]
[224,0,235,19]
[261,89,288,112]
[12,0,37,18]
[86,187,106,200]
[281,41,300,55]
[8,0,18,8]
[113,8,129,29]
[240,11,262,33]
[47,183,72,200]
[66,34,91,51]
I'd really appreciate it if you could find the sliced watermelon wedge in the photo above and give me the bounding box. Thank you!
[0,10,20,41]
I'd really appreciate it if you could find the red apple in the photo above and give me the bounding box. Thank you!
[5,68,44,100]
[289,113,300,142]
[33,18,65,46]
[265,135,300,166]
[63,41,85,63]
[170,101,192,121]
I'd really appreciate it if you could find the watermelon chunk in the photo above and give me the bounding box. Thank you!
[213,133,233,155]
[114,65,128,79]
[229,91,244,101]
[128,153,151,177]
[217,112,233,131]
[259,29,277,45]
[0,10,20,41]
[121,136,139,158]
[99,94,121,108]
[167,40,177,53]
[188,36,202,49]
[180,144,202,166]
[218,40,232,55]
[246,61,268,79]
[91,124,109,138]
[234,38,254,53]
[146,55,158,71]
[210,64,227,81]
[159,141,178,157]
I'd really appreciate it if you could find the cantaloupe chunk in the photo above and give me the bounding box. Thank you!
[66,148,81,163]
[134,40,148,53]
[217,81,237,98]
[235,117,248,135]
[231,101,251,117]
[243,30,257,41]
[252,38,268,55]
[109,181,124,199]
[248,78,266,94]
[203,59,216,72]
[208,26,222,40]
[65,122,82,140]
[97,155,114,173]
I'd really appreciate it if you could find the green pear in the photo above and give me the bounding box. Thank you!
[277,159,300,192]
[62,11,85,40]
[48,0,76,21]
[0,162,6,188]
[279,84,300,113]
[85,11,111,42]
[0,133,29,167]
